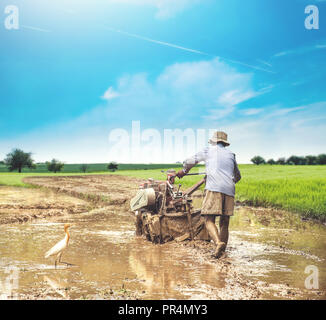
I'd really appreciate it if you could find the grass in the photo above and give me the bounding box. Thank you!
[0,172,111,187]
[236,165,326,220]
[0,164,325,221]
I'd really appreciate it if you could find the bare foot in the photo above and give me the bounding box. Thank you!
[213,242,226,259]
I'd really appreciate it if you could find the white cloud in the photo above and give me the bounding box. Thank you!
[101,86,120,100]
[218,90,257,106]
[156,59,257,121]
[267,106,306,118]
[273,42,326,58]
[106,58,258,125]
[224,101,326,163]
[239,104,306,119]
[203,105,236,121]
[203,89,258,121]
[242,108,263,116]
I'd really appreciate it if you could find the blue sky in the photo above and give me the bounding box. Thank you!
[0,0,325,163]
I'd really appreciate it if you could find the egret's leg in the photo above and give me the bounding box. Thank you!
[60,260,75,266]
[55,252,62,269]
[58,252,75,266]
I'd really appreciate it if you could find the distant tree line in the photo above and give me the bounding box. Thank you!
[251,154,326,165]
[1,149,119,173]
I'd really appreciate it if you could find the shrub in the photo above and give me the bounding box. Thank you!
[80,164,88,173]
[107,162,118,172]
[46,159,64,173]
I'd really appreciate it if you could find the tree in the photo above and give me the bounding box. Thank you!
[4,149,36,173]
[46,159,64,173]
[286,156,306,165]
[286,155,301,165]
[317,154,326,165]
[305,155,317,165]
[276,157,286,165]
[251,156,265,165]
[107,162,118,172]
[267,159,276,165]
[297,157,307,165]
[0,160,4,165]
[80,164,88,173]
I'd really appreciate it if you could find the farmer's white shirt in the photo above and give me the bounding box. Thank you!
[183,143,241,197]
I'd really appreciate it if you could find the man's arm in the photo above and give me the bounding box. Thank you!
[233,155,241,183]
[177,148,207,178]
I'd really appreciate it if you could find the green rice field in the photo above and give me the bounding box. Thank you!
[0,164,325,221]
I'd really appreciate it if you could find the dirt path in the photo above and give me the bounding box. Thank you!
[0,175,325,300]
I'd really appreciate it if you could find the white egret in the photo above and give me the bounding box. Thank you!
[45,224,73,268]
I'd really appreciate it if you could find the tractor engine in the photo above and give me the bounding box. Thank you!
[130,170,192,215]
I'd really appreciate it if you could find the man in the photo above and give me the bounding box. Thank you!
[173,131,241,258]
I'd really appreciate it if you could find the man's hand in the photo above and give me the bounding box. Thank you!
[176,170,186,178]
[168,170,186,184]
[168,174,176,184]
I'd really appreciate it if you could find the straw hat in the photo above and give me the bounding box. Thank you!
[208,131,230,146]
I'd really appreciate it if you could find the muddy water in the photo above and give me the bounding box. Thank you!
[0,205,325,300]
[230,207,326,298]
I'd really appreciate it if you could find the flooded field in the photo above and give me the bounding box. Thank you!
[0,175,325,300]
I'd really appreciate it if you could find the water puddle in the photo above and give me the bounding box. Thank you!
[0,205,325,299]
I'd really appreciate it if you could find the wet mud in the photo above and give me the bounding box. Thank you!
[0,175,325,300]
[0,187,90,225]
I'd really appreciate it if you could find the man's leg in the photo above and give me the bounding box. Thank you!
[204,215,219,244]
[219,215,230,249]
[204,215,225,258]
